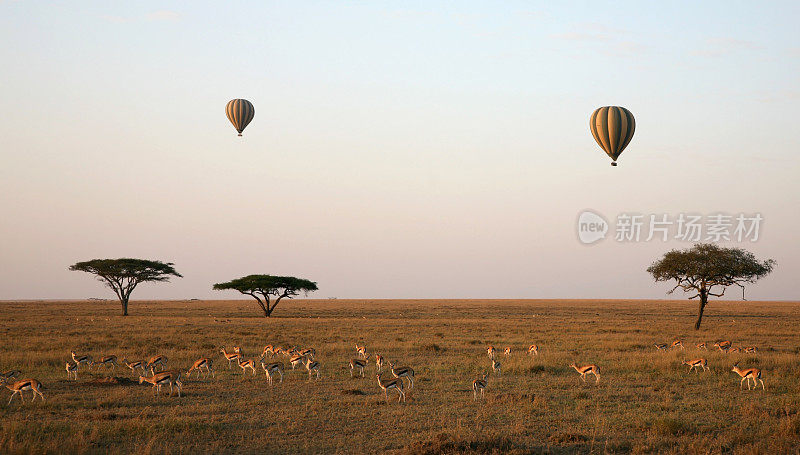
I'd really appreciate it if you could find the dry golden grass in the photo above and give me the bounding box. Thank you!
[1,299,799,454]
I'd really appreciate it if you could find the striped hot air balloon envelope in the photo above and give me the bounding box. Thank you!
[589,106,635,166]
[225,99,255,136]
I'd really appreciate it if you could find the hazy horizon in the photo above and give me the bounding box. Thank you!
[1,2,798,301]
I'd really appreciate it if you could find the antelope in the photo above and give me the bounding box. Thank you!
[123,359,147,375]
[139,371,182,397]
[261,361,284,385]
[376,373,405,403]
[146,355,168,374]
[355,344,368,359]
[220,348,240,369]
[5,379,45,405]
[299,348,316,359]
[390,362,415,389]
[504,347,512,357]
[528,345,539,356]
[350,358,368,377]
[487,346,496,360]
[289,354,306,370]
[262,345,275,358]
[729,347,741,353]
[743,346,758,354]
[491,359,501,376]
[570,363,600,383]
[272,346,286,357]
[472,372,488,401]
[682,358,708,373]
[71,351,92,369]
[714,341,732,353]
[732,363,765,390]
[304,357,320,381]
[671,340,684,350]
[186,358,214,379]
[233,346,243,356]
[654,343,668,351]
[0,370,21,383]
[237,358,258,377]
[92,355,118,371]
[66,362,78,380]
[696,342,707,350]
[375,354,385,373]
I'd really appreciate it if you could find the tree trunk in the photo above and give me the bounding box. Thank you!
[694,292,707,330]
[122,297,129,316]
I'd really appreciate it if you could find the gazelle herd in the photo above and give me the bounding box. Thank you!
[0,335,769,407]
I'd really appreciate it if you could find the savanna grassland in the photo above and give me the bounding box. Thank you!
[0,299,799,454]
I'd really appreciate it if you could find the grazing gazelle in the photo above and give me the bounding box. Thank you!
[472,372,489,401]
[375,354,385,373]
[350,358,368,377]
[289,354,306,370]
[92,355,118,371]
[0,370,21,383]
[528,345,539,356]
[729,347,741,353]
[220,348,240,369]
[503,347,512,357]
[66,362,78,380]
[186,358,214,379]
[714,341,732,353]
[261,361,284,385]
[123,359,147,375]
[355,344,368,359]
[262,345,275,358]
[237,358,258,377]
[682,358,708,373]
[570,363,600,384]
[743,346,759,354]
[487,346,496,360]
[272,346,287,357]
[376,373,405,403]
[71,351,92,369]
[299,348,316,359]
[696,342,707,350]
[233,346,243,356]
[304,357,320,381]
[389,362,415,389]
[671,340,684,350]
[5,379,45,405]
[139,371,182,397]
[654,343,668,351]
[732,362,765,390]
[146,355,168,375]
[491,359,502,376]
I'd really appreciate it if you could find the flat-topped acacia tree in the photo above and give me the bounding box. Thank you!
[69,258,182,316]
[647,243,774,330]
[213,275,318,317]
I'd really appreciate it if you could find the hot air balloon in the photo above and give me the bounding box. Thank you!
[589,106,635,166]
[225,99,255,136]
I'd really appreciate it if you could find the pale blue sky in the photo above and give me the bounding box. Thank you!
[1,1,798,300]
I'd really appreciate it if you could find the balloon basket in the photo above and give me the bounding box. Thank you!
[611,162,617,166]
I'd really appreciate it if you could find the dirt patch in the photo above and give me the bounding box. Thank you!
[87,376,136,386]
[341,389,367,395]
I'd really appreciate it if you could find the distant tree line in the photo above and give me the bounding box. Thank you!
[70,243,774,328]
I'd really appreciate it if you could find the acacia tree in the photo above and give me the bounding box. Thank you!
[212,275,318,317]
[69,258,182,316]
[647,243,775,330]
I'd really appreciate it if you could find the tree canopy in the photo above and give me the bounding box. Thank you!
[69,258,182,316]
[212,274,318,317]
[647,243,774,329]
